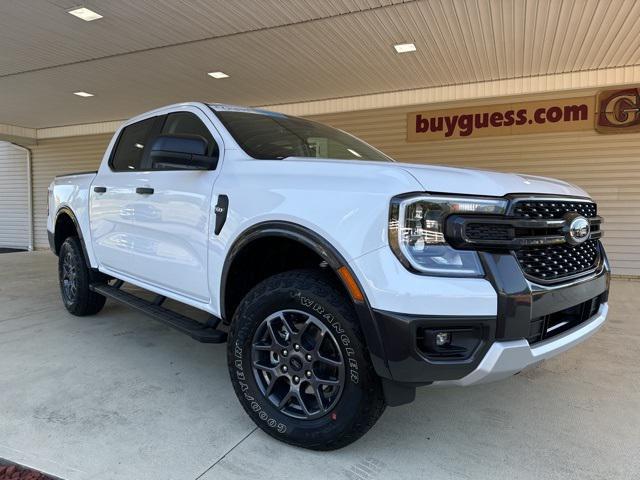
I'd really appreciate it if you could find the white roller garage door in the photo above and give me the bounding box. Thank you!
[0,141,29,249]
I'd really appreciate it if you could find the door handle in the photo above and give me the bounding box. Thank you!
[136,187,154,195]
[93,186,107,193]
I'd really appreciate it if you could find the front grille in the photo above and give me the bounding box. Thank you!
[527,294,603,345]
[446,197,603,284]
[514,239,600,282]
[510,198,600,283]
[512,200,597,219]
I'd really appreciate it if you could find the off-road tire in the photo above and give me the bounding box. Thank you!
[227,269,386,450]
[58,236,106,316]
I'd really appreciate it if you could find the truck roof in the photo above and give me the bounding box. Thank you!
[207,103,289,117]
[121,101,289,128]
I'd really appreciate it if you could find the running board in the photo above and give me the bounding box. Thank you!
[90,283,227,343]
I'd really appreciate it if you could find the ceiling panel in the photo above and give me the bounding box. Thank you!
[0,0,404,76]
[2,0,640,128]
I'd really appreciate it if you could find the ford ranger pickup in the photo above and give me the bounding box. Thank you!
[48,102,610,449]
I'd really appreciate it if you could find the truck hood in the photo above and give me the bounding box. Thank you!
[279,157,590,198]
[397,162,590,198]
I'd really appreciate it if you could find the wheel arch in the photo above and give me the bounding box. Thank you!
[53,207,91,266]
[220,221,391,378]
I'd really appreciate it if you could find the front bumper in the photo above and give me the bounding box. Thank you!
[432,302,608,387]
[367,248,610,387]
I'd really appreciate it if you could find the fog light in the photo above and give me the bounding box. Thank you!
[435,332,451,346]
[418,327,480,359]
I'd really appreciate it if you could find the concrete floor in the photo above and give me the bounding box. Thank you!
[0,251,638,480]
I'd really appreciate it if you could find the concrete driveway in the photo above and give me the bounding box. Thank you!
[1,251,638,480]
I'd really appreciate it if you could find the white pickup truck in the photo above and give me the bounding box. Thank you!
[48,102,610,450]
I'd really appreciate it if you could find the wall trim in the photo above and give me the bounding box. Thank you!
[0,123,37,145]
[36,120,124,140]
[265,65,640,116]
[4,65,640,141]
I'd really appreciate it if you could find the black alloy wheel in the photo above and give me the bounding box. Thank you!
[251,309,345,420]
[61,248,80,304]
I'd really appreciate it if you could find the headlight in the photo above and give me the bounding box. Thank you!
[389,195,507,276]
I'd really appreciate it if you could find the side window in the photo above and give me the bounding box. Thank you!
[110,117,156,171]
[161,112,218,158]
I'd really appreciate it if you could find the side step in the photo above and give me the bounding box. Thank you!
[91,283,227,343]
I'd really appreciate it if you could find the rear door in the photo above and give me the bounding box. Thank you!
[127,107,222,302]
[89,116,158,278]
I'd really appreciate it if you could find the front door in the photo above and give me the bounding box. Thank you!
[124,108,222,302]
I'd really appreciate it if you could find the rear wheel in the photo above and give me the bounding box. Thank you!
[227,269,386,450]
[58,236,106,316]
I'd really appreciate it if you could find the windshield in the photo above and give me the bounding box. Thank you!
[213,109,392,162]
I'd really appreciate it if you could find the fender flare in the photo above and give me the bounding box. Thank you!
[220,220,391,378]
[53,206,92,267]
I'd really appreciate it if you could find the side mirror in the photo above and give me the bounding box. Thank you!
[149,135,218,170]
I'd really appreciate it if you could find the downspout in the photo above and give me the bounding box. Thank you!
[12,143,34,251]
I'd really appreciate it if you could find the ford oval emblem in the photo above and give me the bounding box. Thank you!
[564,213,590,245]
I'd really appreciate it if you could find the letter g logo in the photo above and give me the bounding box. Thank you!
[596,88,640,132]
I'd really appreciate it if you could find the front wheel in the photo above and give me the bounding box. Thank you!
[227,269,386,450]
[58,236,106,316]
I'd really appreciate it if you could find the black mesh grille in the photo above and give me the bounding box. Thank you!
[515,239,600,281]
[511,199,600,283]
[512,200,597,219]
[465,223,512,241]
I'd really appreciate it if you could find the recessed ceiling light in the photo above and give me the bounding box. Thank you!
[73,91,94,97]
[394,42,417,53]
[68,7,103,21]
[207,71,229,79]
